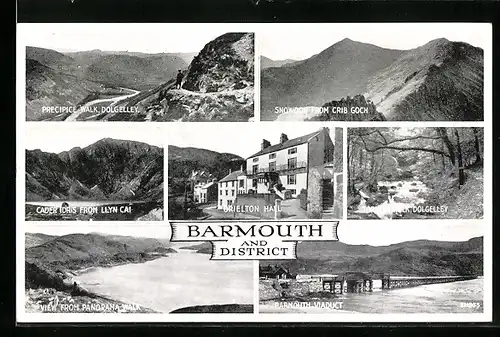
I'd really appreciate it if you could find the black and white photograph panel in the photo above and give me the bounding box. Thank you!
[259,221,484,314]
[21,24,254,122]
[259,23,488,121]
[24,224,254,314]
[24,124,164,221]
[347,127,483,220]
[168,123,343,221]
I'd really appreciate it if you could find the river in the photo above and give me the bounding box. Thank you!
[64,87,141,122]
[351,179,430,219]
[75,249,254,313]
[260,278,483,314]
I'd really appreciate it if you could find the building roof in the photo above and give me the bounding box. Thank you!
[247,129,322,159]
[219,170,245,182]
[201,181,216,189]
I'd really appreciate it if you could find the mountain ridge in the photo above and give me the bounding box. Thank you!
[262,236,483,276]
[261,38,483,121]
[26,138,163,201]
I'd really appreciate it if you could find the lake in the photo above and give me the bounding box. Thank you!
[260,278,483,314]
[76,249,254,313]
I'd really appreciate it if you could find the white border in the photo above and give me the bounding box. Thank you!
[16,22,493,323]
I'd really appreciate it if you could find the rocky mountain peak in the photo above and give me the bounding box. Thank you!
[182,33,254,93]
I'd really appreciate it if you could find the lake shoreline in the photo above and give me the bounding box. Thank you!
[74,250,254,314]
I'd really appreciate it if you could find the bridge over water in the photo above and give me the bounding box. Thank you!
[320,272,477,294]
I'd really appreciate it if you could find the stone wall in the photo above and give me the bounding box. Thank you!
[307,168,323,217]
[259,279,324,301]
[333,174,343,218]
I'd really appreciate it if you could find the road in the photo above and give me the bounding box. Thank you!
[64,88,141,122]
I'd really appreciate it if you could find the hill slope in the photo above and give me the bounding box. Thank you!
[160,33,255,121]
[168,145,244,195]
[82,53,188,91]
[25,58,112,121]
[261,38,403,120]
[366,38,484,121]
[25,233,58,248]
[261,38,483,121]
[262,236,483,276]
[26,138,163,201]
[25,46,192,119]
[260,56,299,69]
[25,232,176,290]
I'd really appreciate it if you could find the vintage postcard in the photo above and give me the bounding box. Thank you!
[16,22,492,324]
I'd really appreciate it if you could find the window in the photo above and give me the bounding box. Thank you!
[287,174,296,185]
[226,190,228,195]
[269,162,276,172]
[220,190,222,195]
[253,157,259,162]
[231,190,235,196]
[325,148,334,163]
[225,182,228,187]
[239,180,244,188]
[252,179,258,188]
[228,200,233,206]
[288,157,297,169]
[220,200,222,206]
[232,181,235,187]
[290,189,296,195]
[269,153,276,159]
[252,164,258,174]
[288,147,297,155]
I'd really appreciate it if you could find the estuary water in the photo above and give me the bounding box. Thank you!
[76,249,254,313]
[260,278,483,314]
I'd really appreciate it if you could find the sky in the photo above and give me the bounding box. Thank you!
[18,23,241,53]
[25,124,164,152]
[338,220,484,246]
[25,220,483,246]
[167,122,339,159]
[259,23,491,60]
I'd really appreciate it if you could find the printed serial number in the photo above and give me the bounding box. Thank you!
[460,302,481,309]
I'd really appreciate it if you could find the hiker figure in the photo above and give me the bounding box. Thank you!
[175,70,183,89]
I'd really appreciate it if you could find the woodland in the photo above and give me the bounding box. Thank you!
[347,127,483,219]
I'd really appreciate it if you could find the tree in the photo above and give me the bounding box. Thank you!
[472,127,482,164]
[454,129,465,187]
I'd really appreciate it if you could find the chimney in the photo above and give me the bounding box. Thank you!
[240,164,243,171]
[280,133,289,144]
[229,168,232,174]
[261,139,271,150]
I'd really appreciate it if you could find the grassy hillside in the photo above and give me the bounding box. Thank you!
[168,145,244,195]
[366,39,483,121]
[261,38,403,120]
[25,233,57,248]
